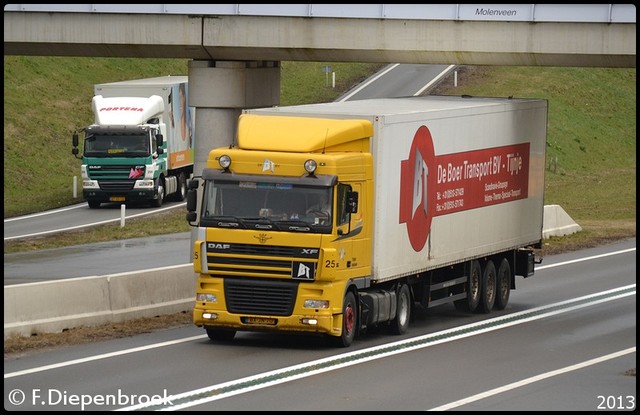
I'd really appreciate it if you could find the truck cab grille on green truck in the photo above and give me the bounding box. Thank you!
[98,181,136,191]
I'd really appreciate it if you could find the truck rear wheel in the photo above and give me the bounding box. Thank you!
[206,328,236,342]
[495,258,511,310]
[390,284,411,335]
[455,260,482,312]
[479,260,497,313]
[332,291,357,347]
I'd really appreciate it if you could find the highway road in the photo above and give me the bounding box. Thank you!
[4,240,636,411]
[337,63,455,101]
[4,231,191,286]
[3,201,186,242]
[3,201,191,286]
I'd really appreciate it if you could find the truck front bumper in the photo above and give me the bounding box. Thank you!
[193,307,343,338]
[83,188,159,203]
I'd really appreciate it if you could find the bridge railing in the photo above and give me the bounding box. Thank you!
[4,4,636,23]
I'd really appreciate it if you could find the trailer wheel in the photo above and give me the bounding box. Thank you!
[495,258,511,310]
[332,291,357,347]
[390,284,411,335]
[206,328,236,342]
[174,172,186,202]
[455,260,481,312]
[479,260,497,314]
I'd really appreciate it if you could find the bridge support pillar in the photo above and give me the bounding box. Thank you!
[188,60,281,176]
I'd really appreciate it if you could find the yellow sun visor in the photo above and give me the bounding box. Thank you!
[237,114,373,152]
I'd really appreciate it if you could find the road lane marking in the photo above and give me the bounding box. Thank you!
[3,335,206,379]
[3,203,185,241]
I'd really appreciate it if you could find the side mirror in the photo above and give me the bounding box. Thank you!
[346,191,358,214]
[72,131,79,147]
[186,188,197,212]
[186,178,201,224]
[156,133,164,147]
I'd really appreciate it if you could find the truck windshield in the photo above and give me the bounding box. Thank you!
[84,134,150,157]
[200,180,333,233]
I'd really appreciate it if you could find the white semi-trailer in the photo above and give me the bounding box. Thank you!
[186,95,547,347]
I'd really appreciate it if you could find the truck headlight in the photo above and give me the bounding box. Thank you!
[82,180,99,189]
[133,180,155,189]
[218,155,231,169]
[303,299,329,309]
[196,293,217,303]
[304,159,317,174]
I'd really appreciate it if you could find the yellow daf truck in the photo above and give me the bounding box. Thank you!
[186,96,547,347]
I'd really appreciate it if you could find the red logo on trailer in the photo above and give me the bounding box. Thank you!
[399,126,436,252]
[399,126,530,252]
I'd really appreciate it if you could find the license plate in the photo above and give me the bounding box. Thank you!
[243,316,277,325]
[110,196,126,202]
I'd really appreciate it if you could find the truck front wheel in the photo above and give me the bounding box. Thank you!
[151,179,165,208]
[390,284,411,335]
[332,291,357,347]
[87,201,101,209]
[206,328,236,342]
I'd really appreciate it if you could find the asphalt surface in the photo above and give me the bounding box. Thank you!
[4,232,192,286]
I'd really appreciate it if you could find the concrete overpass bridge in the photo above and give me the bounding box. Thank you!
[4,4,636,174]
[3,4,636,66]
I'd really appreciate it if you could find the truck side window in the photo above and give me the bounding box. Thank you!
[336,183,352,226]
[151,134,157,154]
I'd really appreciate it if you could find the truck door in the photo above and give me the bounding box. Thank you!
[338,182,369,276]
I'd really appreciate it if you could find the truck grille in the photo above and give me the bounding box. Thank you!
[206,242,319,279]
[98,181,135,191]
[89,165,143,181]
[225,278,298,316]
